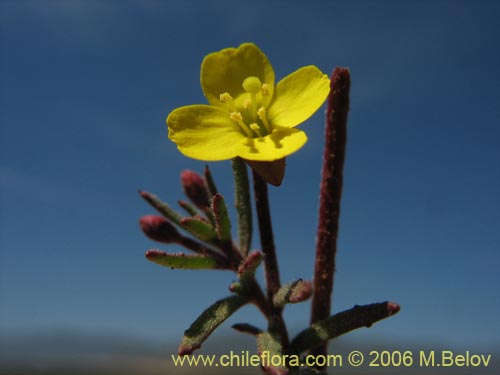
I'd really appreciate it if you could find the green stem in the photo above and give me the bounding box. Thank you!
[232,158,252,255]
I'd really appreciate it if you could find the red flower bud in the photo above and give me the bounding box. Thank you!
[180,170,210,209]
[139,215,180,243]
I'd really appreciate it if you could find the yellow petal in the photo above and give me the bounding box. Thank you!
[235,128,307,161]
[201,43,275,109]
[167,105,245,161]
[267,65,330,128]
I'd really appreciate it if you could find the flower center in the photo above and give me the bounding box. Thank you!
[219,76,272,138]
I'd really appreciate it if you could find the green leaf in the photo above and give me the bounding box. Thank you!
[145,250,223,270]
[290,302,401,355]
[232,157,252,255]
[178,295,247,355]
[178,200,199,216]
[203,207,217,227]
[139,190,183,225]
[212,194,232,242]
[229,281,245,294]
[257,331,288,375]
[180,217,217,242]
[273,280,312,308]
[232,323,262,336]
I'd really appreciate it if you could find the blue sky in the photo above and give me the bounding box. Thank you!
[1,0,499,355]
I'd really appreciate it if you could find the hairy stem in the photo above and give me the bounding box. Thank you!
[232,158,252,255]
[310,67,350,365]
[252,170,290,352]
[252,170,281,298]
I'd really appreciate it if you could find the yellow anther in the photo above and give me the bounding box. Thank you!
[230,111,243,122]
[243,98,251,109]
[242,76,262,94]
[219,92,233,103]
[257,106,272,133]
[230,112,253,137]
[261,83,270,96]
[257,107,266,119]
[249,123,264,137]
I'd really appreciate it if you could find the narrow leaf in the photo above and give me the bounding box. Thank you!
[139,190,183,225]
[232,323,262,336]
[178,295,247,355]
[232,157,252,255]
[237,250,263,281]
[291,301,400,354]
[212,194,232,242]
[145,250,223,270]
[204,164,219,197]
[178,200,199,216]
[180,217,217,242]
[203,207,217,227]
[273,279,313,308]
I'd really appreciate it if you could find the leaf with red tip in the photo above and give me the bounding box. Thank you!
[237,250,263,281]
[178,295,247,355]
[273,279,312,308]
[145,250,222,270]
[291,301,401,354]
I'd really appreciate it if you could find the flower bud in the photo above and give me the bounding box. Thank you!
[180,170,210,209]
[139,215,180,243]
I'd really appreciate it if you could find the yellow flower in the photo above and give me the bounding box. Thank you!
[167,43,330,162]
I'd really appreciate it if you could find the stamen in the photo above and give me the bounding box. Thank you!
[257,107,272,133]
[261,83,270,96]
[243,98,251,109]
[250,123,264,137]
[230,112,253,137]
[219,92,233,103]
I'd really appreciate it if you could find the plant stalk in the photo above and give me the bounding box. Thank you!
[252,170,290,353]
[310,67,350,367]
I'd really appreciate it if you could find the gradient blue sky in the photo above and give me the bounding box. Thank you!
[1,0,499,353]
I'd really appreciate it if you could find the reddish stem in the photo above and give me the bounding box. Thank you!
[310,67,350,363]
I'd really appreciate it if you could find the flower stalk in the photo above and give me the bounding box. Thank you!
[252,169,290,353]
[232,157,253,255]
